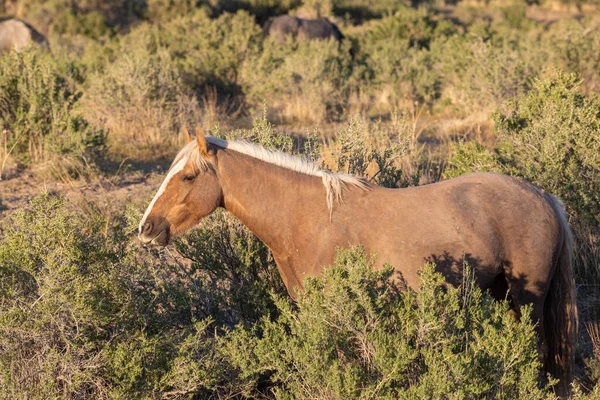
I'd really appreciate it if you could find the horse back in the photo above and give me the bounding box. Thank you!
[329,173,562,290]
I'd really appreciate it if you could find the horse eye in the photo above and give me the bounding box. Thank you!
[182,175,196,182]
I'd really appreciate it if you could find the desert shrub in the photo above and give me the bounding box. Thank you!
[0,194,166,397]
[365,7,438,50]
[366,42,442,108]
[447,71,600,224]
[242,38,365,123]
[223,105,297,152]
[215,247,551,399]
[296,0,334,17]
[84,22,199,159]
[541,18,600,96]
[435,33,534,109]
[84,10,263,158]
[145,0,213,21]
[360,7,457,108]
[332,116,406,187]
[434,7,600,111]
[494,0,532,31]
[51,9,114,39]
[6,0,144,36]
[217,0,302,23]
[221,109,421,187]
[157,318,243,397]
[324,114,426,187]
[493,72,600,225]
[172,209,287,328]
[332,0,406,22]
[0,191,284,398]
[162,10,262,95]
[0,48,106,178]
[444,140,501,179]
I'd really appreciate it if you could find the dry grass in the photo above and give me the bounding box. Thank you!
[0,129,23,180]
[575,227,600,284]
[280,93,328,125]
[199,86,245,130]
[344,90,373,119]
[83,93,201,161]
[587,320,600,357]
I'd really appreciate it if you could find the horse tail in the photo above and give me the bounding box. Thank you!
[545,194,578,396]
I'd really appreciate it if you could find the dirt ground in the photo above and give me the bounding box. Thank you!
[0,168,162,221]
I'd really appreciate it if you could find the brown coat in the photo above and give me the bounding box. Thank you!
[139,131,577,395]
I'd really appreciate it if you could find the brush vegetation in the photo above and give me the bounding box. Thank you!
[1,0,600,397]
[0,194,554,398]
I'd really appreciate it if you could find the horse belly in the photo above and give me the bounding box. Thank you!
[351,212,503,292]
[371,241,499,290]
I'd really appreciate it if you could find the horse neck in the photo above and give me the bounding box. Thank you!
[215,148,329,259]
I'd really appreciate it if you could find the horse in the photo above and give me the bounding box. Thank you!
[139,128,577,395]
[263,15,345,44]
[0,18,48,53]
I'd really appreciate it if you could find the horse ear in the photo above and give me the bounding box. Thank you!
[183,125,193,143]
[196,127,209,157]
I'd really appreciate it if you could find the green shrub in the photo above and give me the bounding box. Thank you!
[173,209,287,328]
[145,0,214,21]
[217,0,302,22]
[330,116,405,187]
[326,114,427,187]
[361,7,454,108]
[542,18,600,97]
[162,10,262,95]
[496,0,531,31]
[435,33,533,109]
[85,22,199,159]
[365,7,439,50]
[9,0,144,36]
[214,247,550,399]
[157,318,240,397]
[51,9,114,39]
[0,194,135,397]
[0,48,106,178]
[242,38,366,123]
[446,71,600,225]
[224,104,297,153]
[445,140,502,179]
[366,42,442,108]
[0,192,272,398]
[332,0,406,21]
[297,0,334,17]
[85,10,262,157]
[494,71,600,225]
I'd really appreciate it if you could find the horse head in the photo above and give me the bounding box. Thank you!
[138,127,222,246]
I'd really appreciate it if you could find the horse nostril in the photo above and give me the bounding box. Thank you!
[142,221,153,236]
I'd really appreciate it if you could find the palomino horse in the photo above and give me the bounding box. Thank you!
[139,128,577,394]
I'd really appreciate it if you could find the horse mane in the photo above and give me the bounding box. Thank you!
[175,136,370,215]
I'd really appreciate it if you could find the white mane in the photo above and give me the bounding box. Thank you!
[176,136,370,215]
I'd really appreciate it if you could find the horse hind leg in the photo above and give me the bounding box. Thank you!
[481,268,549,361]
[504,270,550,367]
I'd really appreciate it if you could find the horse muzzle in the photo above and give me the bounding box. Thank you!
[138,218,170,246]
